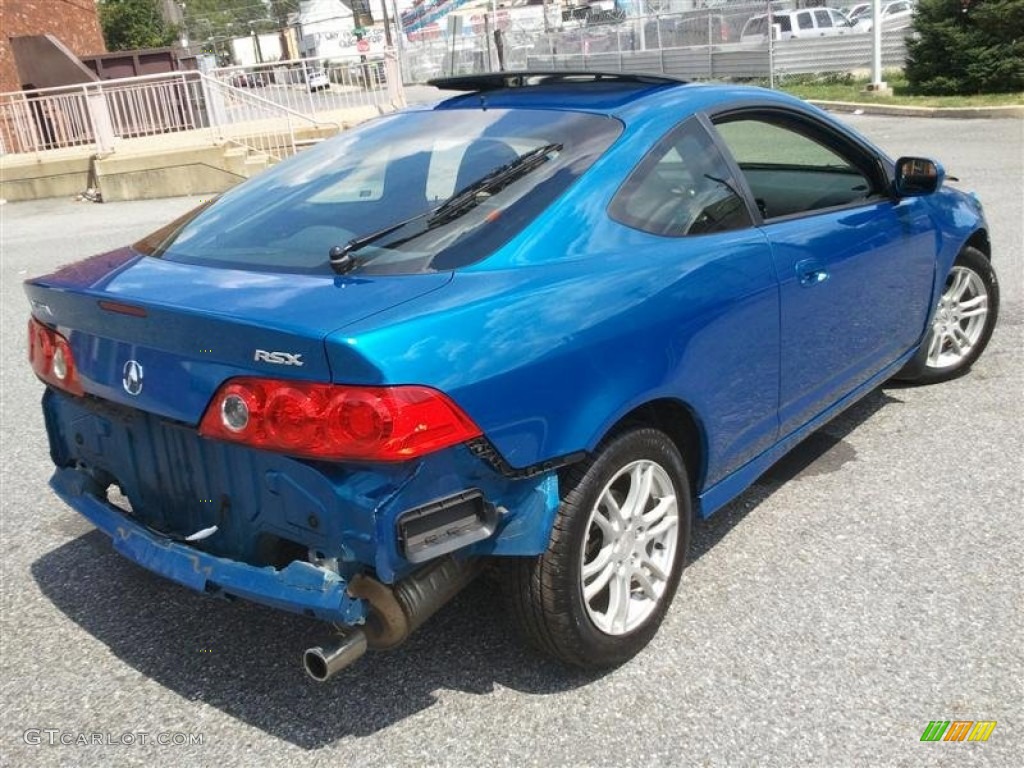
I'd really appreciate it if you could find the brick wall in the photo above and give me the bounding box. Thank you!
[0,0,107,93]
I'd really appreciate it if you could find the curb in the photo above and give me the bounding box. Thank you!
[808,100,1024,119]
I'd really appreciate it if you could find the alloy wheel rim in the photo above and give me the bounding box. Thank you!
[926,266,988,369]
[580,459,679,636]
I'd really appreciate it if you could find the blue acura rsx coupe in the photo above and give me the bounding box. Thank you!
[25,72,999,680]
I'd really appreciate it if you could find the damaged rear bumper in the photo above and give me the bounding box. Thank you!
[50,467,368,625]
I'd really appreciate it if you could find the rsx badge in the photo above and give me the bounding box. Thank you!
[254,350,304,366]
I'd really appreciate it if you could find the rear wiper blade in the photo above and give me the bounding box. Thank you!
[329,142,562,275]
[329,209,433,274]
[428,142,563,226]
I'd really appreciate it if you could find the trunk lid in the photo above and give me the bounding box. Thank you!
[25,249,451,424]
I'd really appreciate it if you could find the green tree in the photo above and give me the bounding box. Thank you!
[100,0,179,51]
[183,0,284,42]
[906,0,1024,94]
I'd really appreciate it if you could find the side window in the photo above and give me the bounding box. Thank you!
[744,16,768,37]
[609,118,752,237]
[814,10,833,27]
[714,116,878,220]
[831,10,851,26]
[797,12,814,29]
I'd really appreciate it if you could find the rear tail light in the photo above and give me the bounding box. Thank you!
[28,318,84,396]
[198,378,483,462]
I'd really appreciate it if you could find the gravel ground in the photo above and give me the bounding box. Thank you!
[1,114,1021,767]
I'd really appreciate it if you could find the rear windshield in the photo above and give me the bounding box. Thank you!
[137,108,622,275]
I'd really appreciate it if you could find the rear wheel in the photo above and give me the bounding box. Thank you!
[898,246,999,384]
[507,427,691,668]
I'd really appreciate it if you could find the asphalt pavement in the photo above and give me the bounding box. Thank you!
[0,114,1021,767]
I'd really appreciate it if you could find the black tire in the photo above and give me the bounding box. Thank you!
[897,246,999,384]
[506,427,692,669]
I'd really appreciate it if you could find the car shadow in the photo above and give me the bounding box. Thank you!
[31,385,902,750]
[31,534,601,749]
[690,386,902,563]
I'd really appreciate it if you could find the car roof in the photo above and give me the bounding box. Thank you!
[428,72,685,112]
[772,6,845,15]
[426,71,822,130]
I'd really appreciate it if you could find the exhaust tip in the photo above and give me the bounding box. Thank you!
[303,630,368,682]
[303,648,331,682]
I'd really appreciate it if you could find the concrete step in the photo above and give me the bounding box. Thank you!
[1,113,351,202]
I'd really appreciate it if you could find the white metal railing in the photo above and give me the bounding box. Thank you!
[208,52,405,120]
[1,71,203,155]
[199,72,342,160]
[1,86,95,154]
[104,76,203,138]
[1,54,404,158]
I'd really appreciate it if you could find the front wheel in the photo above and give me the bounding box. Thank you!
[898,246,999,384]
[506,427,692,669]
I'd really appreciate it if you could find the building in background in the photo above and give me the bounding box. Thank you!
[295,0,396,58]
[0,0,107,92]
[231,33,286,66]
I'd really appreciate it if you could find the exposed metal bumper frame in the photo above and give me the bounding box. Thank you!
[50,467,369,625]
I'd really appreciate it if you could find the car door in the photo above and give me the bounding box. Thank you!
[794,11,815,37]
[710,109,936,436]
[606,116,780,486]
[885,1,913,25]
[813,9,835,35]
[829,9,854,33]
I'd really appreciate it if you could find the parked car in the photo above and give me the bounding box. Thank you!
[25,72,999,680]
[230,72,265,88]
[306,68,330,91]
[645,12,742,47]
[741,7,857,42]
[846,2,871,18]
[851,0,916,32]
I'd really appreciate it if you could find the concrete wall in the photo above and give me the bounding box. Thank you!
[0,146,256,203]
[93,146,251,202]
[0,155,93,201]
[0,0,107,92]
[9,35,99,89]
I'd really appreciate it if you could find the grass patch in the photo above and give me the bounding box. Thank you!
[777,74,1023,107]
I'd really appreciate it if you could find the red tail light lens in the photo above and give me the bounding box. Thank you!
[28,318,84,396]
[198,378,482,462]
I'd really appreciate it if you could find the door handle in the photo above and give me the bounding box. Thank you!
[796,259,830,286]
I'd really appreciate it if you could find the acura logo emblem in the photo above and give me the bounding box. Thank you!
[122,360,144,395]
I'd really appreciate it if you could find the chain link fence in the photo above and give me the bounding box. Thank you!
[399,2,913,84]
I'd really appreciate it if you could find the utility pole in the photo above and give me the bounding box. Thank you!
[250,24,264,64]
[179,2,189,49]
[380,0,393,47]
[867,0,890,94]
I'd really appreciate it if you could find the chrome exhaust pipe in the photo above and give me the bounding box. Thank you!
[303,629,367,682]
[350,556,483,650]
[303,556,482,680]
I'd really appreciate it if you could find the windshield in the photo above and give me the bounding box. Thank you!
[138,108,622,275]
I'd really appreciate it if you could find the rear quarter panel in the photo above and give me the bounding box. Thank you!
[328,216,780,492]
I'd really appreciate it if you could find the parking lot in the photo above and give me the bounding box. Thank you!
[0,114,1020,766]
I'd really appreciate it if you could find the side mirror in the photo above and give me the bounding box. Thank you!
[894,156,945,197]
